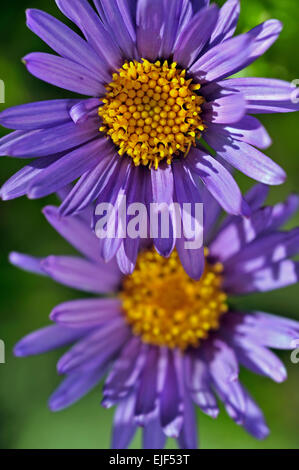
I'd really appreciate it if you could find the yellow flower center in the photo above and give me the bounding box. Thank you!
[99,59,205,169]
[121,249,228,350]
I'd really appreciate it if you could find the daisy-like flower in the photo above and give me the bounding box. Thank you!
[12,185,299,449]
[1,1,298,273]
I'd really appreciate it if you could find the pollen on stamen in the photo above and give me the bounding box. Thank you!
[120,249,228,351]
[98,59,205,169]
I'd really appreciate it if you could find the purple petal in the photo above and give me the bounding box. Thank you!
[41,255,121,293]
[116,243,133,276]
[228,311,299,350]
[57,319,129,374]
[209,0,240,47]
[205,338,239,383]
[117,0,138,34]
[160,351,184,438]
[14,325,84,357]
[190,34,251,83]
[209,206,273,262]
[244,20,282,68]
[213,377,246,425]
[69,99,100,125]
[50,298,122,328]
[204,130,286,185]
[221,77,299,114]
[143,413,166,449]
[59,147,117,216]
[174,5,219,68]
[256,311,299,331]
[245,183,269,210]
[28,138,108,199]
[9,252,45,276]
[117,0,138,24]
[189,0,210,13]
[56,184,74,202]
[23,52,105,96]
[200,340,245,421]
[173,161,205,279]
[178,0,193,34]
[186,147,249,216]
[55,0,122,70]
[185,354,219,418]
[224,260,299,294]
[43,206,102,262]
[49,367,105,411]
[112,393,137,449]
[93,0,137,59]
[205,20,281,83]
[95,158,133,262]
[226,229,299,274]
[160,0,186,58]
[26,9,110,83]
[266,195,299,232]
[103,339,147,408]
[230,337,287,383]
[241,386,269,440]
[222,116,272,149]
[136,0,164,61]
[203,93,246,125]
[0,119,99,158]
[1,155,60,200]
[135,347,160,425]
[191,0,210,12]
[194,20,281,83]
[176,238,205,281]
[200,184,222,243]
[218,183,270,239]
[177,385,198,449]
[118,168,147,274]
[116,239,141,276]
[88,153,122,220]
[150,164,176,257]
[0,99,79,130]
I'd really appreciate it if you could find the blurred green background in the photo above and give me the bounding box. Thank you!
[0,0,298,449]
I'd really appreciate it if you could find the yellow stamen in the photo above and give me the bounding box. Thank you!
[99,59,205,168]
[120,249,228,350]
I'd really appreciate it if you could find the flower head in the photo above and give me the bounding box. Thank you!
[121,248,227,350]
[99,59,205,168]
[0,1,298,275]
[12,185,299,448]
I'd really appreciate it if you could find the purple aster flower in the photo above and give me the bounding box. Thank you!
[1,1,298,273]
[12,184,299,449]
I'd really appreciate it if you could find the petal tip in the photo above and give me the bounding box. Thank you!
[42,205,58,220]
[27,186,42,199]
[13,344,25,357]
[57,360,68,375]
[48,396,63,413]
[9,251,21,266]
[272,168,287,186]
[101,398,114,409]
[49,309,58,323]
[206,408,219,419]
[0,187,11,201]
